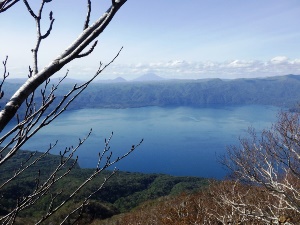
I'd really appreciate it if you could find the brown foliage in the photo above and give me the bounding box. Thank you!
[96,180,300,225]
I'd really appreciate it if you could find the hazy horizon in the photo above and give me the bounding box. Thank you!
[5,72,300,82]
[1,1,300,80]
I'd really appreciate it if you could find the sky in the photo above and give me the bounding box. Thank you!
[1,0,300,80]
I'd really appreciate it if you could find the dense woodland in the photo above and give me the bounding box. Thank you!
[0,150,209,224]
[2,74,300,112]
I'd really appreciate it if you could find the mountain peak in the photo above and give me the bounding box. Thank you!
[96,77,127,83]
[113,77,127,82]
[132,73,165,82]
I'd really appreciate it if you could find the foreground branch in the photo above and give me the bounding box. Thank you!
[0,0,127,132]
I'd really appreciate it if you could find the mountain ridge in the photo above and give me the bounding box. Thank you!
[3,74,300,111]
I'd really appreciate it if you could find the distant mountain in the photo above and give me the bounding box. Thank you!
[3,74,300,111]
[132,73,165,82]
[73,74,300,109]
[96,77,127,83]
[113,77,127,82]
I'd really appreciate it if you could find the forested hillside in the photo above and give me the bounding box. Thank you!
[0,150,209,224]
[3,75,300,111]
[48,74,300,109]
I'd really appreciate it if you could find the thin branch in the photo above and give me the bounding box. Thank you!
[0,56,9,100]
[22,0,37,18]
[59,170,117,225]
[0,0,20,13]
[0,131,91,223]
[0,0,127,131]
[83,0,91,30]
[0,47,122,166]
[35,134,142,224]
[0,141,58,190]
[76,40,98,58]
[41,18,55,39]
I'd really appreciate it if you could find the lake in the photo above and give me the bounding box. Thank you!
[17,105,279,179]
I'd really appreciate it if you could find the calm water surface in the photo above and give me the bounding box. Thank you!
[18,105,279,179]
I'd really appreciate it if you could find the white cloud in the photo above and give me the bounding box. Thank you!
[291,59,300,65]
[227,60,255,68]
[6,56,300,81]
[270,56,289,64]
[102,56,300,80]
[165,60,189,67]
[70,56,300,80]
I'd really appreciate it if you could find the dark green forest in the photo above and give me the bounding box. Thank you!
[0,150,209,224]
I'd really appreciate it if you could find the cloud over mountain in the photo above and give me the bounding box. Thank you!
[97,56,300,80]
[8,56,300,81]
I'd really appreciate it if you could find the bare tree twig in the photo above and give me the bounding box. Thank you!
[0,130,92,223]
[220,110,300,222]
[22,0,37,18]
[0,141,58,190]
[41,18,55,39]
[0,0,127,131]
[0,56,9,100]
[83,0,91,30]
[0,0,20,13]
[34,133,142,224]
[76,40,98,58]
[0,1,136,223]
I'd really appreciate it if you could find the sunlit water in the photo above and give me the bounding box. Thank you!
[7,105,280,179]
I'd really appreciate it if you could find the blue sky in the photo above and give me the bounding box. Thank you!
[1,0,300,80]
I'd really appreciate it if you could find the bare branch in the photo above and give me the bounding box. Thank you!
[111,0,114,6]
[0,141,57,190]
[34,133,142,224]
[29,0,50,74]
[83,0,91,30]
[0,0,127,131]
[59,170,117,225]
[0,1,136,223]
[27,65,33,78]
[221,110,300,221]
[0,46,122,166]
[0,0,20,13]
[0,56,9,100]
[22,0,37,18]
[49,10,52,20]
[76,40,98,58]
[41,18,55,39]
[0,131,91,223]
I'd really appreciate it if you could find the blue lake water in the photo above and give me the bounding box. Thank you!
[15,105,279,179]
